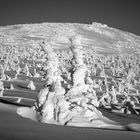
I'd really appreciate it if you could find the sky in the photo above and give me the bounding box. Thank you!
[0,0,140,35]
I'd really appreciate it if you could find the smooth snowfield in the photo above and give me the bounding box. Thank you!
[0,103,140,140]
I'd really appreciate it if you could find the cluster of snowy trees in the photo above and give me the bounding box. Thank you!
[34,36,107,125]
[0,33,140,120]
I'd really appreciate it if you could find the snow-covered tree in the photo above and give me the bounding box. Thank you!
[66,36,88,98]
[35,40,66,123]
[27,81,36,90]
[0,80,4,97]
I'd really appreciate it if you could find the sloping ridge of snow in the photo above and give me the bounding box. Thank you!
[0,22,140,54]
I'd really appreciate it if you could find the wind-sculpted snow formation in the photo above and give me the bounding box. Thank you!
[0,22,140,131]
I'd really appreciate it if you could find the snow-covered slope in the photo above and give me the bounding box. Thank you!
[0,22,140,54]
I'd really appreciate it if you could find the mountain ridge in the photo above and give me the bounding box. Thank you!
[0,22,140,54]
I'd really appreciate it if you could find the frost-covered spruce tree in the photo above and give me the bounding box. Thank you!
[71,36,87,85]
[0,64,6,81]
[0,79,4,97]
[40,41,60,85]
[35,40,66,123]
[66,36,89,99]
[27,80,36,90]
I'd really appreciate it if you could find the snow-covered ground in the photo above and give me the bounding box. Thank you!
[1,22,140,139]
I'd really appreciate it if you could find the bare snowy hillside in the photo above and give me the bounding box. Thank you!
[0,22,140,53]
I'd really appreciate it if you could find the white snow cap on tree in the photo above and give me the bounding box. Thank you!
[0,80,4,97]
[27,81,36,90]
